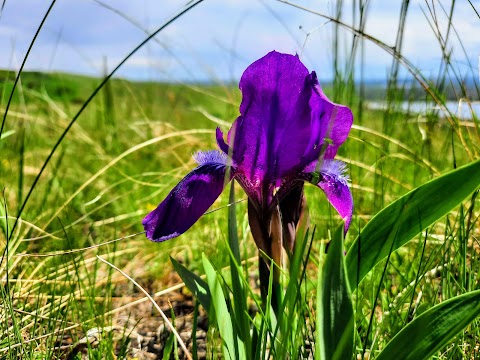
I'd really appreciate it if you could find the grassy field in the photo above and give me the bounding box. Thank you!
[1,1,480,359]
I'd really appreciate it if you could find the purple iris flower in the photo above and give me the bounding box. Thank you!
[143,51,353,255]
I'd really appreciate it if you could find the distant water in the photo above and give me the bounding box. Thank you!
[366,100,480,120]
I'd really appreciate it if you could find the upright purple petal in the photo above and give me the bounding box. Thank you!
[312,79,353,160]
[215,127,230,155]
[143,150,231,242]
[227,51,321,185]
[225,51,353,196]
[309,160,353,232]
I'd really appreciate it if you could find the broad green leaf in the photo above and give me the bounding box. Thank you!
[316,224,354,360]
[170,256,210,311]
[376,290,480,360]
[347,159,480,289]
[202,254,244,360]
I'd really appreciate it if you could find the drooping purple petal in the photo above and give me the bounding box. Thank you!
[143,150,230,242]
[309,160,353,232]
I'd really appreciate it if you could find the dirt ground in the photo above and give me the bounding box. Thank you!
[58,274,209,359]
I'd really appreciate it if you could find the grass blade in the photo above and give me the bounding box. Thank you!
[0,0,57,138]
[227,182,250,355]
[202,254,242,360]
[170,256,211,311]
[316,223,354,360]
[0,129,15,140]
[347,159,480,289]
[376,290,480,360]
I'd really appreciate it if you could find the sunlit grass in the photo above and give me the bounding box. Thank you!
[1,0,479,358]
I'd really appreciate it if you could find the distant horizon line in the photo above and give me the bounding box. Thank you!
[1,67,478,87]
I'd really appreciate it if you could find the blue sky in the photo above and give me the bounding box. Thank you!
[0,0,478,83]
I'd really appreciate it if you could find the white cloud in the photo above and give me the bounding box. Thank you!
[0,0,478,81]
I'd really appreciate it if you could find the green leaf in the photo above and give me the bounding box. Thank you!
[202,254,243,360]
[227,182,250,356]
[376,290,480,360]
[162,328,175,360]
[228,182,241,264]
[316,224,354,360]
[347,159,480,290]
[170,256,211,311]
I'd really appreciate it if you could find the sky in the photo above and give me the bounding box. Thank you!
[0,0,479,83]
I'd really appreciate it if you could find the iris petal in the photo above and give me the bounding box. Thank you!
[228,51,318,183]
[309,160,353,232]
[312,78,353,160]
[193,149,228,166]
[215,127,230,155]
[226,51,353,193]
[143,153,230,242]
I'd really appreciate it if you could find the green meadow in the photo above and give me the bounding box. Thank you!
[1,2,480,359]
